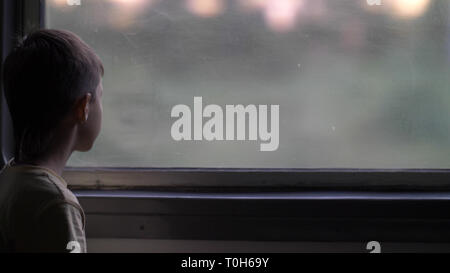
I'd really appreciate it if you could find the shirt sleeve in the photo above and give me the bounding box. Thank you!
[16,201,87,253]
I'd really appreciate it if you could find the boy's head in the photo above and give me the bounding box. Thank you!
[3,29,104,162]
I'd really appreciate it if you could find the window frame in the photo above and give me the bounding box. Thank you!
[0,0,448,191]
[64,167,450,191]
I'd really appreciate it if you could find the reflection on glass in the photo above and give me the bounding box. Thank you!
[186,0,224,17]
[263,0,303,32]
[107,0,154,29]
[46,0,450,168]
[389,0,431,18]
[50,0,68,7]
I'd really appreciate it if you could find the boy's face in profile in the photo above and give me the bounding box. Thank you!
[75,80,103,152]
[3,29,104,172]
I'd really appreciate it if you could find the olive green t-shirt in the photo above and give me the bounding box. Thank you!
[0,164,86,253]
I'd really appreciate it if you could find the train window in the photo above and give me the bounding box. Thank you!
[45,0,450,185]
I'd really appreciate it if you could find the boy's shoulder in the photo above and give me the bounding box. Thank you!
[0,164,83,221]
[0,164,86,252]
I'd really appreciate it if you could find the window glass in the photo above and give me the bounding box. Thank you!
[47,0,450,168]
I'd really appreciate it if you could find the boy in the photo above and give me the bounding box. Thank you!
[0,29,104,252]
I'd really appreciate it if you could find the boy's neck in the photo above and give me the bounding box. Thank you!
[19,150,71,176]
[19,127,76,176]
[31,155,70,176]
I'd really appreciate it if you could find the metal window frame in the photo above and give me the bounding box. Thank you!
[1,0,450,191]
[64,167,450,191]
[0,0,44,167]
[0,0,18,167]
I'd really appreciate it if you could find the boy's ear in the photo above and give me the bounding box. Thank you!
[75,93,92,123]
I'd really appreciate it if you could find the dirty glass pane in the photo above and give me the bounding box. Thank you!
[47,0,450,168]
